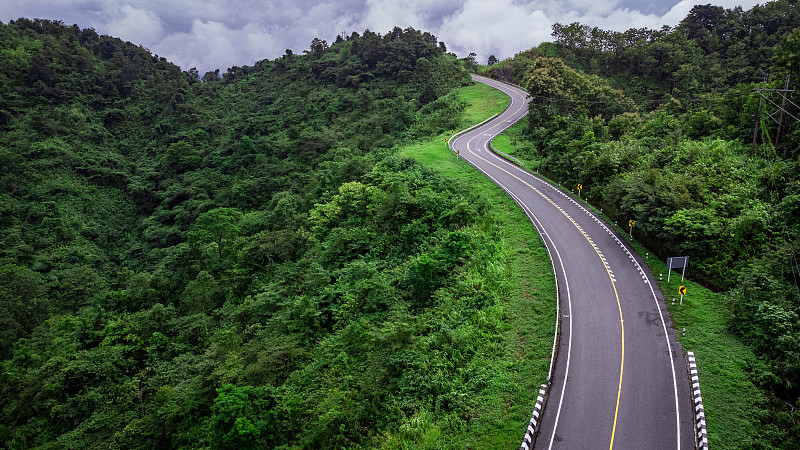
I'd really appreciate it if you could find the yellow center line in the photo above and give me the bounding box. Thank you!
[457,79,625,449]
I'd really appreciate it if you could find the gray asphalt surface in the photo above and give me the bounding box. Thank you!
[453,75,695,450]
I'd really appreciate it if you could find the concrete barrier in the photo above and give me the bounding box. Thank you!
[520,384,548,450]
[687,351,709,449]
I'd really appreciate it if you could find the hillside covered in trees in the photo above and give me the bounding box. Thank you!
[0,19,552,448]
[483,0,800,446]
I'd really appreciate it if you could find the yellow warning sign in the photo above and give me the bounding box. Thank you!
[679,286,686,295]
[629,220,635,228]
[577,184,583,190]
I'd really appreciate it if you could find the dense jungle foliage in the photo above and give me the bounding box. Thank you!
[0,18,547,448]
[484,0,800,446]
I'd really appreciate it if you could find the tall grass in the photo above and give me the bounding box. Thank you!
[489,104,767,448]
[459,81,768,447]
[385,83,557,446]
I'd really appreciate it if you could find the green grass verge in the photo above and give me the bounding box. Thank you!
[391,84,557,447]
[489,121,525,158]
[457,81,512,126]
[633,242,767,449]
[396,79,765,447]
[562,178,769,449]
[488,105,767,448]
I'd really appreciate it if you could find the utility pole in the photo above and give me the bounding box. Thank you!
[751,74,798,155]
[752,74,768,155]
[776,74,790,148]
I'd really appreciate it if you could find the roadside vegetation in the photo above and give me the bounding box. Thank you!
[481,1,800,446]
[0,19,557,448]
[398,84,556,446]
[454,81,510,124]
[632,241,768,448]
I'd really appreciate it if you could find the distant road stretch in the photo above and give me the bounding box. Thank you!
[451,75,694,449]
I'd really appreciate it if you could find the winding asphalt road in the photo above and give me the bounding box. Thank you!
[451,75,695,449]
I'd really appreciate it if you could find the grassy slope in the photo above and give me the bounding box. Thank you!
[637,242,767,448]
[456,82,511,125]
[395,82,557,447]
[491,107,766,448]
[491,121,525,161]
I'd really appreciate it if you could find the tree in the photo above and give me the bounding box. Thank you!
[164,140,201,172]
[202,69,221,82]
[210,384,274,449]
[522,56,635,125]
[776,27,800,76]
[487,54,499,65]
[0,264,46,358]
[461,52,478,71]
[181,271,225,312]
[188,208,243,261]
[404,253,445,306]
[0,19,503,448]
[59,265,106,310]
[309,38,328,57]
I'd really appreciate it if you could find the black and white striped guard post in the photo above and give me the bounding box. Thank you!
[520,384,548,450]
[688,351,709,449]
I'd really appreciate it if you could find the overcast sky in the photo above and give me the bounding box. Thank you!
[0,0,763,74]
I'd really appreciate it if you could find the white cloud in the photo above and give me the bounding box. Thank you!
[434,0,762,65]
[554,0,761,34]
[362,0,422,31]
[561,0,623,16]
[0,0,766,72]
[358,0,463,32]
[438,0,552,63]
[104,4,163,45]
[153,19,284,73]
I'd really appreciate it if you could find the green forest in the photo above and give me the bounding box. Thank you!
[0,19,560,448]
[3,0,800,448]
[483,0,800,446]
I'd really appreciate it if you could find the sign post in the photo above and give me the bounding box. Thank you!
[577,184,582,199]
[679,285,686,305]
[628,220,635,239]
[666,256,690,283]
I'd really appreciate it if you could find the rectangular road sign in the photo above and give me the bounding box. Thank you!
[667,256,689,269]
[679,286,686,295]
[667,256,689,282]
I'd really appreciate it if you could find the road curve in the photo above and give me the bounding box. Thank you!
[451,75,694,449]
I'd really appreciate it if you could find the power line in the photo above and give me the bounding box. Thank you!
[751,73,798,153]
[524,89,759,110]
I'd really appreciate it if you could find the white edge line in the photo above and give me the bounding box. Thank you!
[459,150,574,450]
[450,81,574,449]
[460,77,681,449]
[618,240,681,449]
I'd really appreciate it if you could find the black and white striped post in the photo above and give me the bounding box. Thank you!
[688,351,709,449]
[520,384,548,450]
